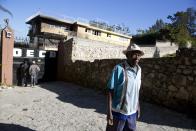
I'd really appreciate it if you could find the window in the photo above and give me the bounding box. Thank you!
[63,26,70,31]
[107,33,111,38]
[97,31,101,36]
[85,28,101,36]
[92,30,101,36]
[49,25,55,28]
[32,24,36,34]
[55,25,59,28]
[85,28,91,33]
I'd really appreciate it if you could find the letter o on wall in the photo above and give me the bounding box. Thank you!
[13,48,22,57]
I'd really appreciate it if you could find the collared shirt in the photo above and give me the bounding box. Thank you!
[107,61,141,115]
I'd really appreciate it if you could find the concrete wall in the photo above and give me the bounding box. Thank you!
[77,26,130,47]
[40,22,69,36]
[57,43,196,115]
[0,27,14,85]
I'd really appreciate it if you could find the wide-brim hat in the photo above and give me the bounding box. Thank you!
[123,44,144,56]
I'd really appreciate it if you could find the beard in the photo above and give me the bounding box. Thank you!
[127,59,139,67]
[132,59,139,66]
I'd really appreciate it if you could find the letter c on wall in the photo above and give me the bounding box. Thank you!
[39,50,46,58]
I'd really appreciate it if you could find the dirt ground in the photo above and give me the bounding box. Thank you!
[0,82,196,131]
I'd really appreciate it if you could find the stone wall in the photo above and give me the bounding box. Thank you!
[140,50,196,114]
[61,38,178,62]
[140,41,178,58]
[59,37,179,67]
[57,40,196,115]
[65,37,126,62]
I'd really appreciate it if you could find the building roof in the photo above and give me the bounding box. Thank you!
[26,13,132,39]
[26,12,74,24]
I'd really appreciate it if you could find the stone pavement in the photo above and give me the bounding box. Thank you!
[0,82,195,131]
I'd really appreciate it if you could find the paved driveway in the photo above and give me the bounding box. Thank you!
[0,82,195,131]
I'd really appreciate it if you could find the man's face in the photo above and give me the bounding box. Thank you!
[126,51,142,66]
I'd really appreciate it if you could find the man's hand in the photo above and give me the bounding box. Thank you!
[107,112,113,126]
[137,101,140,119]
[137,108,140,119]
[107,91,113,125]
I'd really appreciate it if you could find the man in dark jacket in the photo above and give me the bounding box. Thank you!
[20,60,29,87]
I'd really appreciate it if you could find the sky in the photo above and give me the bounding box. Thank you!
[0,0,196,37]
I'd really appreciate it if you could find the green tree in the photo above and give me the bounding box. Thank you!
[133,8,196,46]
[136,29,146,34]
[186,8,196,36]
[167,10,192,46]
[149,19,166,33]
[191,37,196,47]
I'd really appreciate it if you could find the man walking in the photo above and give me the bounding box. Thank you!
[106,44,144,131]
[29,60,40,87]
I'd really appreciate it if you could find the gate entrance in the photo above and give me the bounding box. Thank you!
[0,29,58,86]
[13,48,57,86]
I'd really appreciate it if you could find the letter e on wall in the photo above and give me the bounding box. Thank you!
[27,50,34,57]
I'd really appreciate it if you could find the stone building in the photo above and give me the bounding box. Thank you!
[26,13,132,51]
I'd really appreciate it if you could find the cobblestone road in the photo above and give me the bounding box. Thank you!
[0,82,196,131]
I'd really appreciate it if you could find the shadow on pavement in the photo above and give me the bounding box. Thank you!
[39,81,107,114]
[0,123,35,131]
[139,102,196,130]
[39,82,196,130]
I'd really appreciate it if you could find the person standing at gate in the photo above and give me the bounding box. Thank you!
[29,60,40,87]
[106,44,144,131]
[20,60,29,87]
